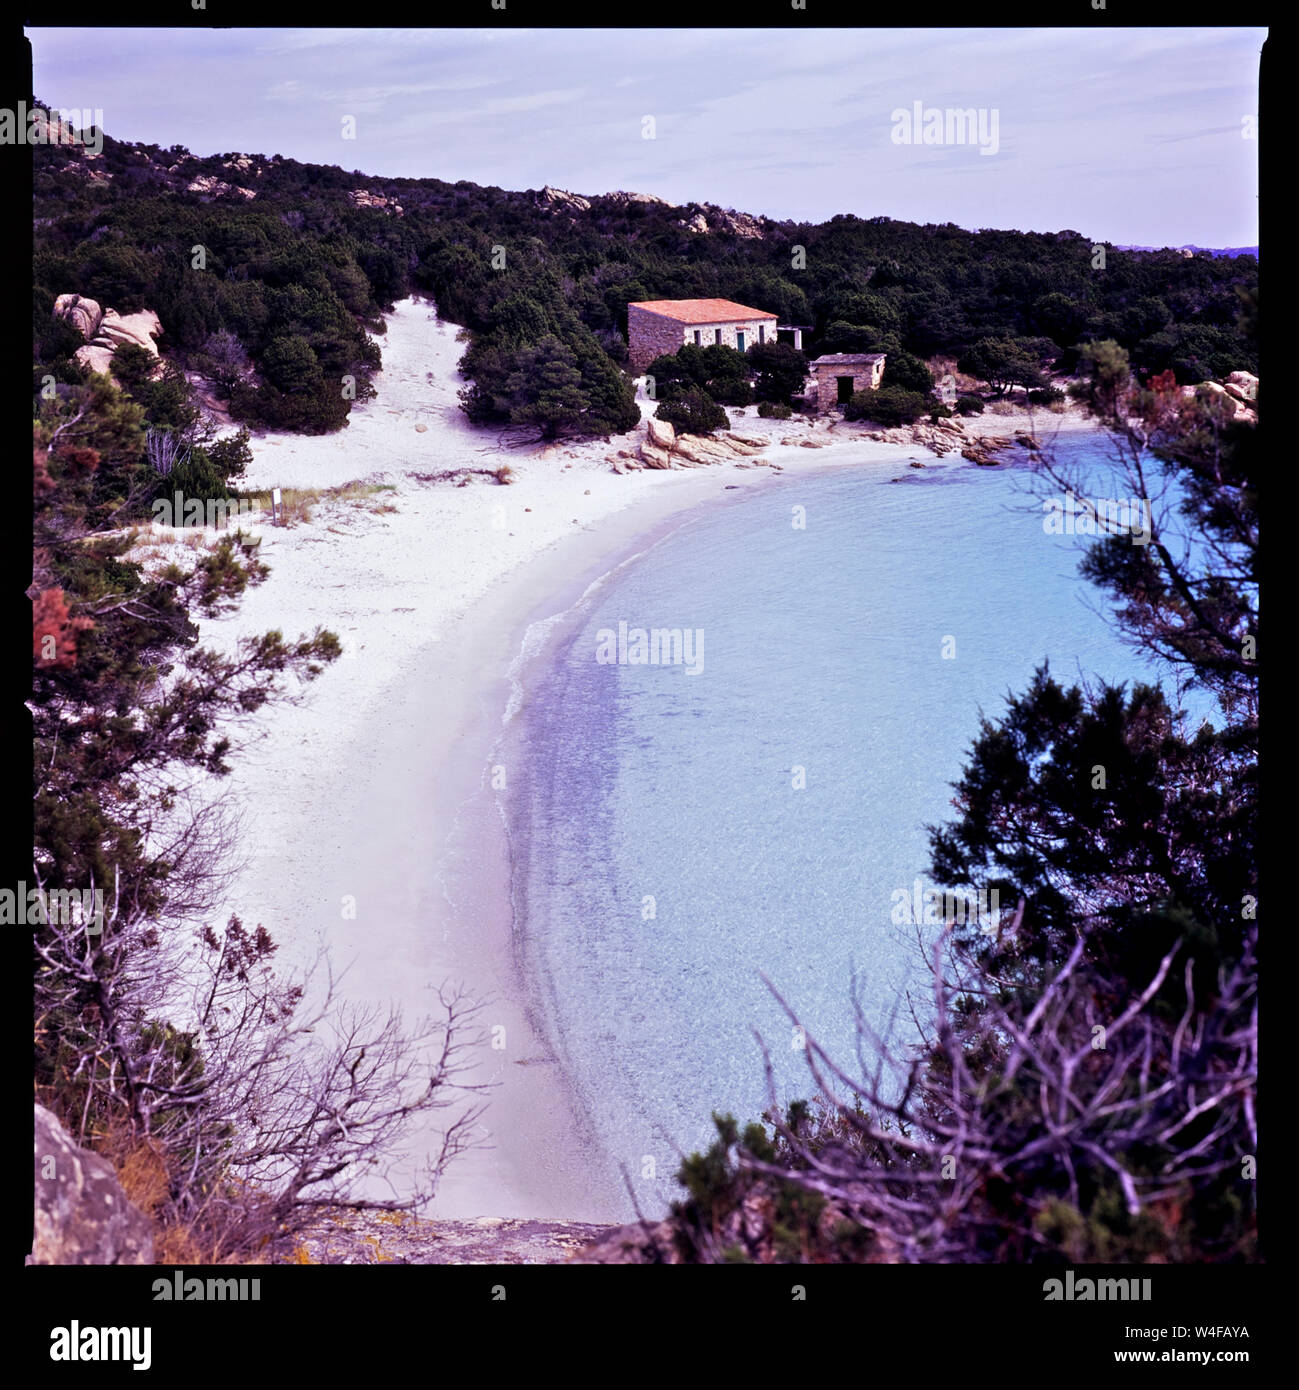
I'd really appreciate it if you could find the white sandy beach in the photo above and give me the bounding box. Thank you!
[162,298,1100,1221]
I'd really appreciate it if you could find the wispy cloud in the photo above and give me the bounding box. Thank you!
[27,25,1264,245]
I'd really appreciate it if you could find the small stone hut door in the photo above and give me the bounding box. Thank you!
[837,376,855,404]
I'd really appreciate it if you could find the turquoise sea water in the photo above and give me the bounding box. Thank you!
[506,439,1169,1217]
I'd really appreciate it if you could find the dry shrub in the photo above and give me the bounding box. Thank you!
[155,1224,203,1265]
[116,1138,170,1218]
[244,486,319,525]
[86,1116,273,1265]
[276,489,317,525]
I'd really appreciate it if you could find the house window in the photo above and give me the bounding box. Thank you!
[694,330,701,346]
[735,330,746,353]
[758,325,765,344]
[714,328,722,345]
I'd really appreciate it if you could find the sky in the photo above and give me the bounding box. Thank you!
[30,27,1263,247]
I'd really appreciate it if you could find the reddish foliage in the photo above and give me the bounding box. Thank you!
[34,447,55,496]
[1148,369,1179,395]
[53,445,101,475]
[1135,368,1187,429]
[33,588,94,669]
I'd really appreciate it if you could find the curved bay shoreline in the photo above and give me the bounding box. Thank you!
[180,298,1102,1220]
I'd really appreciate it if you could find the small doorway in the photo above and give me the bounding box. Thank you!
[836,376,855,404]
[735,330,746,353]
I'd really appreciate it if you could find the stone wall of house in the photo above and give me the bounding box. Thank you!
[813,358,885,411]
[628,306,778,374]
[627,306,688,374]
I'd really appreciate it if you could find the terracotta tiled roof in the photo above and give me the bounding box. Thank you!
[628,298,776,324]
[810,353,886,365]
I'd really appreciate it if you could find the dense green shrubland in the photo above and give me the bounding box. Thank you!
[34,117,1256,448]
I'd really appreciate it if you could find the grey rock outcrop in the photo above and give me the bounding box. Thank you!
[1224,370,1258,401]
[348,189,403,216]
[32,1105,154,1265]
[287,1209,615,1265]
[638,442,673,469]
[54,293,103,340]
[536,185,591,214]
[187,174,256,200]
[603,190,669,208]
[676,204,767,239]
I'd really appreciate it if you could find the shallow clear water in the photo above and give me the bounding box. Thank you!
[509,440,1168,1217]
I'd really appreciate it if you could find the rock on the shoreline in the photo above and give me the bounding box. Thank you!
[675,434,736,464]
[636,422,790,469]
[646,416,676,450]
[639,442,673,469]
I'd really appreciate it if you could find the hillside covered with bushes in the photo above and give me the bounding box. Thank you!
[34,109,1257,447]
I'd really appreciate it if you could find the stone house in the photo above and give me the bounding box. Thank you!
[808,353,886,411]
[627,298,779,374]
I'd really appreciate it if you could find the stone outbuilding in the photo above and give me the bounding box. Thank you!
[627,298,778,374]
[809,353,886,411]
